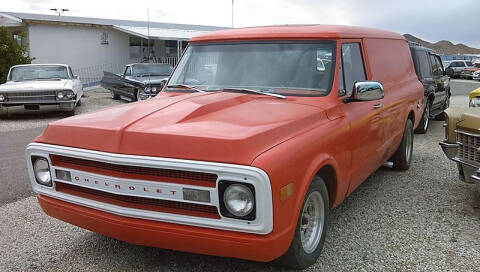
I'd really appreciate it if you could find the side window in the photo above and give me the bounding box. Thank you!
[340,43,366,96]
[430,54,442,76]
[124,66,132,76]
[417,51,432,78]
[459,62,466,67]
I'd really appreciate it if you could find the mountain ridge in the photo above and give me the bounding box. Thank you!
[403,34,480,55]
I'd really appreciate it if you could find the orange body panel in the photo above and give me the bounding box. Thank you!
[32,25,423,262]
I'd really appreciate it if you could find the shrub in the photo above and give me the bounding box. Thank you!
[0,27,33,83]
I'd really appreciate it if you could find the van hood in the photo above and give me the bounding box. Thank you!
[0,79,73,92]
[35,92,326,165]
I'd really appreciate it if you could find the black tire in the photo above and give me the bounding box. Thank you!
[435,112,446,121]
[275,176,329,270]
[414,101,430,134]
[110,90,120,100]
[391,118,413,170]
[76,99,82,107]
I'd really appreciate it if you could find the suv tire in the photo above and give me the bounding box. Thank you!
[392,118,413,170]
[414,101,430,134]
[275,176,329,270]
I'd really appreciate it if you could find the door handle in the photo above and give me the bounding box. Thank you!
[373,103,383,109]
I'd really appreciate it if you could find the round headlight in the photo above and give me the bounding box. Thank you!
[144,86,152,93]
[33,157,52,186]
[470,97,480,108]
[65,91,74,98]
[151,87,157,93]
[0,94,5,102]
[57,91,64,99]
[223,184,254,217]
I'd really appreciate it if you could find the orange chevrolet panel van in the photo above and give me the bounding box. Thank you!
[26,25,423,269]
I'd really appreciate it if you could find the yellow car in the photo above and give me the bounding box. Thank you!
[469,87,480,107]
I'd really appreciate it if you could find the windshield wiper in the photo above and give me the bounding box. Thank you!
[221,88,285,99]
[166,84,205,93]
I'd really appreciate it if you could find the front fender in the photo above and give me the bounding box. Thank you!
[251,116,350,256]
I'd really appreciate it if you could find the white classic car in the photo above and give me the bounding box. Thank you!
[0,64,83,117]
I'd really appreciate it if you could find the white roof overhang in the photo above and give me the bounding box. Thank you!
[0,12,23,27]
[113,25,209,41]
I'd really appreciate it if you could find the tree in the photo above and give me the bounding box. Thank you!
[0,27,33,83]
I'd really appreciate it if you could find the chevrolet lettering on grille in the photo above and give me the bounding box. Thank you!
[61,171,204,202]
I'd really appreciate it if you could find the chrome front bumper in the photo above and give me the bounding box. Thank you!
[0,102,75,112]
[440,141,480,192]
[439,142,458,160]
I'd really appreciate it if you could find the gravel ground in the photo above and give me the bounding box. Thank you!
[0,87,126,133]
[0,92,479,271]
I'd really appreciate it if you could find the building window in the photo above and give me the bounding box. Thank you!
[165,40,178,57]
[129,36,153,59]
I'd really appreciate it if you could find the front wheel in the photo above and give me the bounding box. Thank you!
[391,118,413,170]
[275,176,329,269]
[110,90,120,100]
[135,88,150,101]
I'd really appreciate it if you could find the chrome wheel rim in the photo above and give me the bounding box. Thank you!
[300,191,325,254]
[137,90,149,101]
[406,125,413,162]
[423,103,429,131]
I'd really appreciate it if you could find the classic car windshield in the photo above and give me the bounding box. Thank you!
[132,64,173,77]
[168,42,335,96]
[8,66,69,81]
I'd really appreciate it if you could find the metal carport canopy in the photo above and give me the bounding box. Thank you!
[113,25,210,40]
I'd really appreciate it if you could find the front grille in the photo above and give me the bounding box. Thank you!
[457,131,480,163]
[56,182,220,219]
[50,155,218,188]
[6,91,57,103]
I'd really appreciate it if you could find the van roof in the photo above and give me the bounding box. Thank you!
[190,24,405,43]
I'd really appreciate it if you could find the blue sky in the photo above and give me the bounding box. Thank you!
[4,0,480,48]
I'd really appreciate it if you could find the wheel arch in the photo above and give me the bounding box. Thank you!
[314,165,338,209]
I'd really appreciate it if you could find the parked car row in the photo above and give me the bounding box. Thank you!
[442,59,480,80]
[0,63,174,117]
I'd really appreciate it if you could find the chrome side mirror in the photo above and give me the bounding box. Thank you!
[353,81,384,101]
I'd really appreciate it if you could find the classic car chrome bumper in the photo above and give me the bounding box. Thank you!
[439,141,458,160]
[0,101,75,111]
[440,141,480,191]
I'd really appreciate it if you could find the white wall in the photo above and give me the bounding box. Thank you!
[28,24,132,84]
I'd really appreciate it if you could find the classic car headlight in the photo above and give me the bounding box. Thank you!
[0,94,5,102]
[474,71,480,76]
[32,157,52,186]
[65,90,74,99]
[470,97,480,107]
[223,183,255,218]
[144,86,157,94]
[57,90,74,100]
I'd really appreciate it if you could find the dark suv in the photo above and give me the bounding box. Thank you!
[409,42,450,133]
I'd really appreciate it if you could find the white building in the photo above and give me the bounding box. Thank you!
[0,11,226,86]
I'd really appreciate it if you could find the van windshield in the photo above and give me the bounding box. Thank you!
[168,42,335,96]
